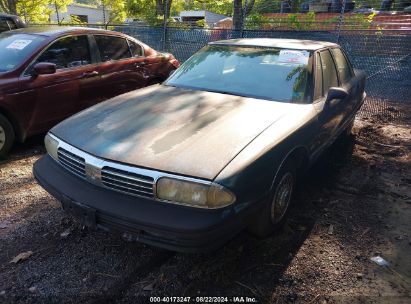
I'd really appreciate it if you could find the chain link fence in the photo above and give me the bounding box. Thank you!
[31,0,411,123]
[115,28,410,123]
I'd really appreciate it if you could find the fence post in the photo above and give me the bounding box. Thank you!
[54,2,60,24]
[102,1,108,30]
[163,0,170,51]
[336,0,346,43]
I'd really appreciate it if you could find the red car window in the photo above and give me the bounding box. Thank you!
[94,35,131,62]
[128,39,143,57]
[0,19,9,32]
[34,35,91,70]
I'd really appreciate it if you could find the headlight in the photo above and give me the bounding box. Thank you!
[44,133,58,160]
[156,177,235,208]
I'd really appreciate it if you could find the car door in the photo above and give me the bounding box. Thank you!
[17,35,100,134]
[311,49,346,157]
[330,47,358,120]
[93,35,147,101]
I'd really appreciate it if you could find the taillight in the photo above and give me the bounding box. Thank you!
[170,59,180,68]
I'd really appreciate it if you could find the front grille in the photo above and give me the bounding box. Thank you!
[57,148,86,178]
[101,167,154,198]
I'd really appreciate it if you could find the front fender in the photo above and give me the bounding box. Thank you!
[215,104,319,211]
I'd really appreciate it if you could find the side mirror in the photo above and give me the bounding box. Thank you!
[33,62,56,76]
[326,87,348,104]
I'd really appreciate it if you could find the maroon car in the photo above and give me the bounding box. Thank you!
[0,26,179,157]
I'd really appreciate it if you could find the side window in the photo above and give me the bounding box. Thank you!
[314,52,323,99]
[35,35,91,70]
[7,19,18,30]
[0,19,10,32]
[319,50,338,94]
[128,40,143,57]
[331,48,353,84]
[95,35,131,62]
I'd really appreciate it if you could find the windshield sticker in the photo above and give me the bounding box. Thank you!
[278,50,309,64]
[6,40,33,50]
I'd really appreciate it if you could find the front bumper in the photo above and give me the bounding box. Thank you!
[33,155,247,253]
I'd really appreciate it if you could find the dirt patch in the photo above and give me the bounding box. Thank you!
[0,107,410,303]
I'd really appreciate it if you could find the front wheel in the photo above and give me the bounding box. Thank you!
[0,114,15,159]
[249,162,296,237]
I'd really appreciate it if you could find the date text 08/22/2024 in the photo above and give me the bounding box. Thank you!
[149,296,259,303]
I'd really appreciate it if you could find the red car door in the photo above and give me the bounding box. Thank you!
[17,35,101,135]
[93,34,148,100]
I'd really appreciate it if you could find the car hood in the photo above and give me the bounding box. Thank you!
[52,85,301,180]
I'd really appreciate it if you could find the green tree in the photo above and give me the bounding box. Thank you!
[254,0,280,13]
[0,0,18,14]
[233,0,256,30]
[0,0,72,23]
[101,0,127,23]
[126,0,172,24]
[127,0,233,24]
[178,0,233,15]
[52,0,72,24]
[155,0,172,17]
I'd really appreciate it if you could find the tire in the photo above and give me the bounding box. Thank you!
[0,114,15,159]
[249,161,297,238]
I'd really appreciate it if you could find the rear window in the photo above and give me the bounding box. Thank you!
[0,33,45,72]
[128,39,143,57]
[7,19,18,30]
[319,50,338,93]
[95,35,131,62]
[0,19,9,33]
[331,48,353,84]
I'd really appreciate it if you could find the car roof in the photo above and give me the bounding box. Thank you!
[6,26,123,38]
[0,13,18,18]
[209,38,339,50]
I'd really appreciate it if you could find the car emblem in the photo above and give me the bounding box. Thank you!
[85,163,101,183]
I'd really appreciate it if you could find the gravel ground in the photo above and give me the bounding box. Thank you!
[0,103,410,304]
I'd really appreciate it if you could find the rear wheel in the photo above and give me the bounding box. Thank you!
[249,161,296,237]
[0,114,15,159]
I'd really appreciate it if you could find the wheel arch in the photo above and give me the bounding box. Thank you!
[0,106,24,143]
[269,146,309,191]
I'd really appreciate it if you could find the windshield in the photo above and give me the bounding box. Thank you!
[0,33,45,72]
[166,45,313,103]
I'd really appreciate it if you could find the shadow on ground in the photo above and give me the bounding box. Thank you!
[1,111,410,303]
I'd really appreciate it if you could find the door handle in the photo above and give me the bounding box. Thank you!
[81,71,99,78]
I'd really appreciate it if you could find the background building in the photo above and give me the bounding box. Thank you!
[179,10,228,28]
[49,4,110,24]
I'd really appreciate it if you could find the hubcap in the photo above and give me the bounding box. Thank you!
[0,125,5,151]
[271,172,293,224]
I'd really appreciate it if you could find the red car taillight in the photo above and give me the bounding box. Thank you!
[170,59,180,68]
